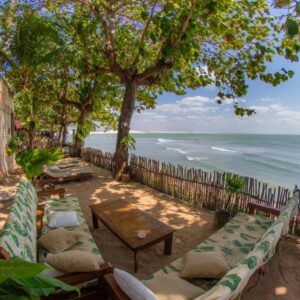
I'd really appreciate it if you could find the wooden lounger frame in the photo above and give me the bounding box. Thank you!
[36,172,93,186]
[0,186,112,299]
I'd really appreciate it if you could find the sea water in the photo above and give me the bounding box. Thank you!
[84,133,300,188]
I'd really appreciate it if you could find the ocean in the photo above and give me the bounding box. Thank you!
[84,133,300,189]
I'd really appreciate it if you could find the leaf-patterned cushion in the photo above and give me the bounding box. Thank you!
[143,212,273,292]
[0,178,38,262]
[38,196,104,263]
[144,195,299,300]
[38,196,104,290]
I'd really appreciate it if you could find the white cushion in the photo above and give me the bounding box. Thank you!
[114,268,158,300]
[48,165,61,171]
[48,211,80,228]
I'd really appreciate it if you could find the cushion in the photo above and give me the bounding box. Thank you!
[180,252,230,279]
[0,179,38,262]
[38,228,79,254]
[143,273,205,300]
[48,211,80,228]
[114,268,157,300]
[48,165,61,171]
[45,250,102,273]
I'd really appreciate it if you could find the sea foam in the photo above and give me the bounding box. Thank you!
[211,146,238,153]
[157,138,176,143]
[166,147,188,154]
[186,155,208,161]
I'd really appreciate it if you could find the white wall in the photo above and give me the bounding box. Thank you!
[0,78,15,180]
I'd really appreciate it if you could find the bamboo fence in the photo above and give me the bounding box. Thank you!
[72,146,300,235]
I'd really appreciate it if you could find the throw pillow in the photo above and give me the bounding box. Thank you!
[38,228,79,254]
[143,273,205,300]
[45,250,102,273]
[180,251,230,279]
[114,268,158,300]
[48,211,80,228]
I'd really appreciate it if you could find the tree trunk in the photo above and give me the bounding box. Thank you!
[62,123,68,146]
[28,121,35,150]
[73,110,85,157]
[57,124,63,145]
[113,80,137,179]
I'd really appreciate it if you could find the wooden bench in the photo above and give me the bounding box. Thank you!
[0,179,111,299]
[103,193,299,300]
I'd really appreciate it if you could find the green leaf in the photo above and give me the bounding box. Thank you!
[296,3,300,15]
[13,274,79,296]
[240,256,258,270]
[0,258,47,283]
[220,274,241,291]
[257,240,270,253]
[286,18,299,38]
[194,246,215,252]
[141,10,149,20]
[245,225,256,231]
[221,246,233,256]
[240,233,255,241]
[0,258,79,298]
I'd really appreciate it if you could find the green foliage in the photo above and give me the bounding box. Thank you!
[5,137,19,155]
[16,148,63,180]
[225,174,245,198]
[223,174,245,211]
[286,18,299,38]
[0,257,79,299]
[120,134,136,151]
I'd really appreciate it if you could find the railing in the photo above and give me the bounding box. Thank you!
[71,146,300,235]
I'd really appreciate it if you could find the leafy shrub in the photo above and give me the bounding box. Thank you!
[16,148,63,180]
[0,257,79,299]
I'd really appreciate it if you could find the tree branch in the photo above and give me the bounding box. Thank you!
[137,0,195,85]
[91,5,124,78]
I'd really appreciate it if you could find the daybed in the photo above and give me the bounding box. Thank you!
[0,178,111,299]
[37,164,94,185]
[104,191,299,300]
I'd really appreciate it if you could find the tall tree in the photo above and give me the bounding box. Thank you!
[49,0,299,178]
[0,5,60,148]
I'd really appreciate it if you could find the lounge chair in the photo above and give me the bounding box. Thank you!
[37,164,94,185]
[0,179,112,298]
[103,190,299,300]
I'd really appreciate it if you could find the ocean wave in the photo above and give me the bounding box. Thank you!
[211,146,238,153]
[186,155,208,161]
[166,147,188,154]
[157,138,177,143]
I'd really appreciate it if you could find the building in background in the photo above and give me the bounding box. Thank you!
[0,77,15,181]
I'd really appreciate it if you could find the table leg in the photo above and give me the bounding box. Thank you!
[134,250,138,273]
[92,212,99,229]
[164,234,173,255]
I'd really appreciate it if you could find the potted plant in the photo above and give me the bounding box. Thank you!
[0,257,79,299]
[119,134,136,182]
[214,174,245,228]
[16,148,63,185]
[121,165,131,183]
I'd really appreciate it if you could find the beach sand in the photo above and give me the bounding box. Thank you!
[1,160,300,299]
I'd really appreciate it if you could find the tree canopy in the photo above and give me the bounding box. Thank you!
[0,0,299,177]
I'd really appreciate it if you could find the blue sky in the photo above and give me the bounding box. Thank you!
[132,57,300,134]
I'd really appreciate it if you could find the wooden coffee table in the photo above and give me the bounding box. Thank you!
[90,199,176,272]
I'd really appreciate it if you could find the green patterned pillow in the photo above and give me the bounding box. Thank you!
[0,179,38,262]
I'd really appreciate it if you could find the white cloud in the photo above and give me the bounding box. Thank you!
[259,97,279,102]
[276,110,300,122]
[269,104,284,111]
[132,93,300,134]
[156,95,213,114]
[249,106,270,113]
